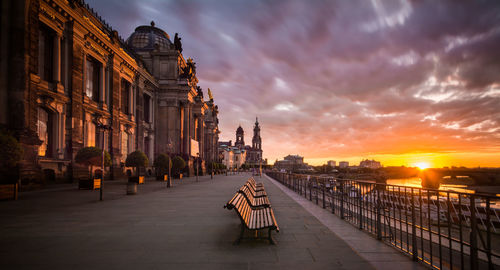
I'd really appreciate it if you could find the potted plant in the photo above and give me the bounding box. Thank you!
[154,154,172,185]
[125,150,149,184]
[0,130,22,200]
[75,146,111,190]
[172,156,186,179]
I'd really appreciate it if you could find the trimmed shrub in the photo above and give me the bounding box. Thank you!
[75,146,111,178]
[125,150,149,176]
[172,156,186,176]
[153,154,172,176]
[0,131,22,183]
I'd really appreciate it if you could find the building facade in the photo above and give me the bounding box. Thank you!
[359,159,382,169]
[0,0,220,186]
[327,160,336,167]
[274,155,311,172]
[339,161,349,168]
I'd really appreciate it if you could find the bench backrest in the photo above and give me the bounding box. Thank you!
[233,193,252,225]
[239,185,256,204]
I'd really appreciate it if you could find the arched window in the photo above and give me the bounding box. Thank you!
[37,107,53,157]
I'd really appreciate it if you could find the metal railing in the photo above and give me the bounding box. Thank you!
[266,171,500,270]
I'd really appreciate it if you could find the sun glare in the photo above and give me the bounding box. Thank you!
[413,162,430,170]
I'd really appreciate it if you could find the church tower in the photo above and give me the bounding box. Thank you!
[252,117,262,150]
[235,125,245,149]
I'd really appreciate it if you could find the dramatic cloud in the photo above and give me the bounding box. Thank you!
[87,0,500,166]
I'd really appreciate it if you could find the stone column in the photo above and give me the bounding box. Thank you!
[53,34,61,83]
[99,64,106,106]
[129,85,134,116]
[198,116,204,159]
[183,103,190,156]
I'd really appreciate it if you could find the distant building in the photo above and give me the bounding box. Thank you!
[339,161,349,168]
[221,118,265,167]
[327,160,336,167]
[360,159,382,169]
[274,155,311,172]
[220,145,246,169]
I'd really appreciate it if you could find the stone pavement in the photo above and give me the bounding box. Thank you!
[0,173,418,269]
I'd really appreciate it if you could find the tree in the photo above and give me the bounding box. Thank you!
[125,150,149,177]
[153,154,171,177]
[75,147,111,178]
[0,130,23,184]
[172,156,186,176]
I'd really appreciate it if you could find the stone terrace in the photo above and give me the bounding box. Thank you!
[0,173,425,269]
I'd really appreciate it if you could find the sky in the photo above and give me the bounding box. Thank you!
[86,0,500,168]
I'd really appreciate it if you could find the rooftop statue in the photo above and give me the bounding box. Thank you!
[196,86,204,98]
[208,88,214,101]
[174,33,182,53]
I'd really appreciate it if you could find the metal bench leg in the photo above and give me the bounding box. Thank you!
[268,228,276,245]
[234,224,245,245]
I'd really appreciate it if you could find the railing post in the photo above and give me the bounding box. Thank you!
[315,179,319,205]
[411,188,418,261]
[359,183,363,230]
[322,183,326,209]
[309,178,312,201]
[305,177,307,198]
[340,181,345,219]
[376,187,381,240]
[470,195,478,270]
[332,180,336,214]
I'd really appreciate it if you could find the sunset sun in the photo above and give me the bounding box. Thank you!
[413,162,430,170]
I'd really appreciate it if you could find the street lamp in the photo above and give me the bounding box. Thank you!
[96,122,112,201]
[196,153,199,182]
[166,139,173,188]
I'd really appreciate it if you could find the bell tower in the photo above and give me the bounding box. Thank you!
[235,125,244,149]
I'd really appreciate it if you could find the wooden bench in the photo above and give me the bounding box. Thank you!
[227,192,279,244]
[248,177,264,189]
[225,187,270,209]
[242,183,267,198]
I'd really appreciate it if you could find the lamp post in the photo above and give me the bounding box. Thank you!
[96,122,112,201]
[196,153,199,182]
[259,159,262,178]
[166,139,173,188]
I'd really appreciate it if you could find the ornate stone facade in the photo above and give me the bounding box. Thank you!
[0,0,220,186]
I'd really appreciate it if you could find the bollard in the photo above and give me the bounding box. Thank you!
[127,182,137,195]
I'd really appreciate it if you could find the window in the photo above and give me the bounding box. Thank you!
[37,108,52,157]
[85,121,96,147]
[38,23,54,82]
[144,137,150,159]
[121,131,128,161]
[143,94,151,123]
[121,79,130,114]
[85,57,100,102]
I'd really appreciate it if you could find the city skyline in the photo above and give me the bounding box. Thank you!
[87,0,500,168]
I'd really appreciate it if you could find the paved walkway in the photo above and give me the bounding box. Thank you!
[0,173,419,269]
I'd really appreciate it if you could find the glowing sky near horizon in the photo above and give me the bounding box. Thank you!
[87,0,500,167]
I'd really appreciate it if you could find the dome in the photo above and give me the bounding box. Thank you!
[126,22,172,51]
